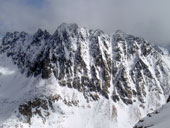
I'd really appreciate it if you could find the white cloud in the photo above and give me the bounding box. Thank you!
[0,0,170,45]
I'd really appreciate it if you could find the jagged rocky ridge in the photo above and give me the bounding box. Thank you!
[1,23,170,128]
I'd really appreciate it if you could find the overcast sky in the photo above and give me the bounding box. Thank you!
[0,0,170,46]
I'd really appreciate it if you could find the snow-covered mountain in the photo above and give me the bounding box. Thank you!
[0,23,170,128]
[134,99,170,128]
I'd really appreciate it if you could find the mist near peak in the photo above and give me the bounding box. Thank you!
[0,0,170,46]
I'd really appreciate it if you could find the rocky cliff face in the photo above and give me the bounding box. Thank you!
[0,23,170,128]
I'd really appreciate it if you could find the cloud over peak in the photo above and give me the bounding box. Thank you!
[0,0,170,46]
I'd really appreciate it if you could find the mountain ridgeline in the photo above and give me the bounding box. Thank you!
[1,23,170,128]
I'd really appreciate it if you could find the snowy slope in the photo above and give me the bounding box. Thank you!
[0,23,170,128]
[134,102,170,128]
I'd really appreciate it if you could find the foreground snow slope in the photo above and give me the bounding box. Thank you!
[0,23,170,128]
[134,102,170,128]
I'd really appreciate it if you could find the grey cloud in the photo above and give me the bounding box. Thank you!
[0,0,170,46]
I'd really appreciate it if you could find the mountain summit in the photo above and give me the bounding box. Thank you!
[0,23,170,128]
